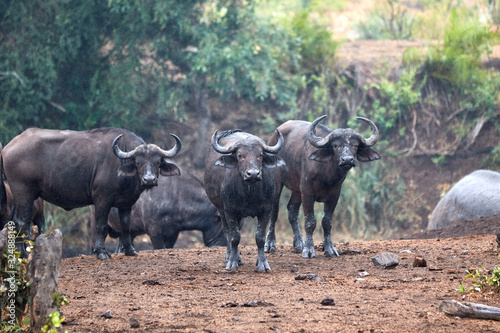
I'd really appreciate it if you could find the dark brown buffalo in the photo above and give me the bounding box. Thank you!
[264,116,381,258]
[204,129,285,272]
[0,127,181,259]
[92,165,226,250]
[1,181,45,231]
[0,143,45,233]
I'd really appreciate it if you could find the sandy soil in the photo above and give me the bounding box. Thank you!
[58,214,500,333]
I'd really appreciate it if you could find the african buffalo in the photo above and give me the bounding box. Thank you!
[204,129,285,272]
[264,115,381,258]
[428,169,500,230]
[1,181,45,232]
[0,143,45,233]
[0,127,181,259]
[92,165,226,251]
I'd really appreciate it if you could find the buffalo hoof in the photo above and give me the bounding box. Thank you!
[293,238,304,253]
[301,247,316,259]
[324,246,339,258]
[96,252,111,260]
[255,260,271,273]
[323,238,339,258]
[264,240,276,253]
[125,250,138,257]
[225,261,239,272]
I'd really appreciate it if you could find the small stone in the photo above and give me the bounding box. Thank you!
[371,253,399,269]
[129,316,140,328]
[294,273,321,281]
[359,271,369,277]
[101,310,112,319]
[320,296,335,306]
[413,257,427,267]
[290,265,299,273]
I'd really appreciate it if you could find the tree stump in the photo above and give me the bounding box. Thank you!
[29,229,63,332]
[440,300,500,321]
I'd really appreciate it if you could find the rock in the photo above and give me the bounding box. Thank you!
[359,270,369,277]
[320,296,335,306]
[413,257,427,267]
[294,273,322,281]
[371,253,399,269]
[102,310,112,319]
[129,316,140,328]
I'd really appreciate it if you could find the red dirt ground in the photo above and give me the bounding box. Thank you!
[58,214,500,333]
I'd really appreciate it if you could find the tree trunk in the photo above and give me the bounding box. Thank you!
[192,88,211,169]
[29,229,63,332]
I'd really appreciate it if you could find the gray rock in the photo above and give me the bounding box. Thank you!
[102,310,112,319]
[371,252,399,269]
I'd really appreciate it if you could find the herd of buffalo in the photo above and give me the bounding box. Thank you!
[0,116,381,272]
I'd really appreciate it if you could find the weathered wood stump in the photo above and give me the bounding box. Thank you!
[29,229,63,332]
[440,300,500,321]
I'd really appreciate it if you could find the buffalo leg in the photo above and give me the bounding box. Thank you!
[256,212,271,272]
[322,201,340,257]
[321,212,339,257]
[225,215,242,271]
[301,197,316,259]
[264,216,277,253]
[11,201,33,258]
[162,232,179,249]
[93,206,111,259]
[94,207,111,259]
[264,185,283,253]
[118,208,137,256]
[287,192,303,253]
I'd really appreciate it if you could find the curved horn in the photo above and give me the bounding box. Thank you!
[112,135,141,159]
[157,133,182,158]
[307,115,337,148]
[356,117,380,147]
[211,130,236,154]
[263,129,284,154]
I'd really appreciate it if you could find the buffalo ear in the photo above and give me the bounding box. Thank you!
[263,154,286,169]
[160,161,181,176]
[357,147,381,162]
[308,149,333,163]
[117,163,137,177]
[214,155,238,169]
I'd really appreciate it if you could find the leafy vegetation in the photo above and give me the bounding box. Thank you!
[0,231,31,331]
[1,0,499,244]
[459,266,500,293]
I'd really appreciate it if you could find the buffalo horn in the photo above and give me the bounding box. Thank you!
[157,134,182,158]
[356,117,379,147]
[211,130,236,154]
[113,133,182,160]
[263,129,284,154]
[113,135,141,159]
[307,115,337,149]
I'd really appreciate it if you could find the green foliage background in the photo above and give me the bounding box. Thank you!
[1,0,499,245]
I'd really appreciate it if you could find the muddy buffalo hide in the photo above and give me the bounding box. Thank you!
[428,170,500,230]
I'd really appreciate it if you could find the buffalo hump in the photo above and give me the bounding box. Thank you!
[428,170,500,230]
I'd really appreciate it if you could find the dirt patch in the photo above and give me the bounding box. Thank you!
[59,214,500,333]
